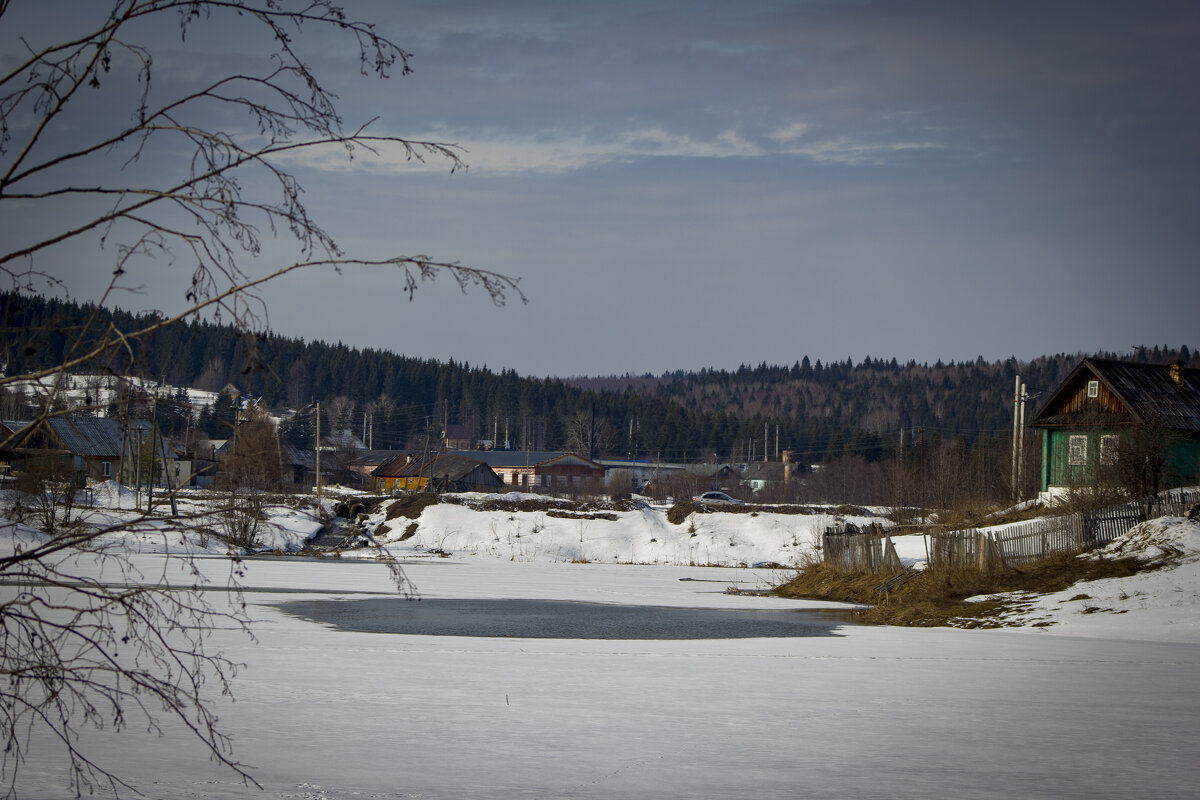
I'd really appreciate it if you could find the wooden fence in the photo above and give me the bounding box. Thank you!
[927,529,1008,573]
[930,488,1198,571]
[825,489,1197,575]
[991,514,1088,566]
[822,524,902,573]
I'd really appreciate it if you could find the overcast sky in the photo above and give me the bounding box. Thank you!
[4,1,1199,377]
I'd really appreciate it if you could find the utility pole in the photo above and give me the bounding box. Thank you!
[919,426,926,519]
[314,401,321,498]
[1018,382,1027,498]
[148,388,158,511]
[134,426,143,512]
[1011,375,1021,502]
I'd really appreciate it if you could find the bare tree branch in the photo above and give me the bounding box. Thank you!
[0,2,523,795]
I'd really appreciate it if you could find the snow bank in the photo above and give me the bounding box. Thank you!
[371,493,885,568]
[255,505,324,552]
[89,479,138,508]
[1094,515,1200,561]
[970,517,1200,642]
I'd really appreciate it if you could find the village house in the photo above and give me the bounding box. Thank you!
[2,416,124,483]
[371,452,504,494]
[446,450,605,493]
[1028,358,1200,499]
[0,416,184,487]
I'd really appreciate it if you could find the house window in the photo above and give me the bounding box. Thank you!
[1100,435,1119,466]
[101,461,112,477]
[1068,435,1088,466]
[1087,380,1099,398]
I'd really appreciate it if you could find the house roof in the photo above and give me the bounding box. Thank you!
[686,463,745,478]
[373,452,491,481]
[535,453,604,470]
[1029,359,1200,432]
[448,450,567,468]
[281,443,317,470]
[742,462,786,481]
[9,416,123,457]
[348,450,404,468]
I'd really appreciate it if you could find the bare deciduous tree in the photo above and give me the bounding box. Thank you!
[563,407,615,460]
[0,2,517,796]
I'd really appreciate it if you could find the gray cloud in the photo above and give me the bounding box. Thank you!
[4,0,1198,376]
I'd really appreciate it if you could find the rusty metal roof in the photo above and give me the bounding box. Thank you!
[1030,359,1200,431]
[372,452,489,480]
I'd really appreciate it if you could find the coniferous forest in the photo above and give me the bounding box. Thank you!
[3,291,1196,473]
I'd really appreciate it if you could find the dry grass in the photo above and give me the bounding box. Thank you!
[775,552,1163,627]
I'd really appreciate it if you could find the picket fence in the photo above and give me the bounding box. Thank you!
[928,489,1199,572]
[822,524,902,573]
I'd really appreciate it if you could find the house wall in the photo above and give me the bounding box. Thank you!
[375,475,429,493]
[1056,378,1124,416]
[1041,428,1200,491]
[500,466,537,486]
[1041,428,1122,490]
[1164,435,1200,485]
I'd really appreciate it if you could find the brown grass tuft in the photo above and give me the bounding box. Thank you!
[776,552,1163,627]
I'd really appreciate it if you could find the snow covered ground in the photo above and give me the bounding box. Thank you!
[383,493,891,569]
[4,493,1200,798]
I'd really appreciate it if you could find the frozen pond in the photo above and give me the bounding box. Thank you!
[275,597,854,639]
[12,556,1200,800]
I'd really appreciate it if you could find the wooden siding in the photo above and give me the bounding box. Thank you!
[1041,427,1200,491]
[1052,377,1125,417]
[1042,428,1123,490]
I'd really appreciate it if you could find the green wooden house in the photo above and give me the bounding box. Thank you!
[1028,359,1200,496]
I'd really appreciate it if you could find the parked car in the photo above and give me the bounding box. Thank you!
[691,491,744,506]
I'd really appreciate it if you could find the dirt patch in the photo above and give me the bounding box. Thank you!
[666,500,875,524]
[383,493,441,521]
[775,552,1167,628]
[667,501,697,524]
[442,495,646,514]
[546,510,618,522]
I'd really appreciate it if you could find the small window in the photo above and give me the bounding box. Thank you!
[101,461,112,477]
[1087,380,1099,398]
[1069,435,1088,466]
[1100,435,1119,465]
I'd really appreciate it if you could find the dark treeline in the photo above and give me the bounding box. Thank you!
[3,291,1195,473]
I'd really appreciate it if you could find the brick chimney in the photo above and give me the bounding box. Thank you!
[1169,360,1184,386]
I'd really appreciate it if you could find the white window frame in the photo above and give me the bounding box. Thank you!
[101,461,112,477]
[1068,435,1088,466]
[1100,435,1119,466]
[1087,380,1099,398]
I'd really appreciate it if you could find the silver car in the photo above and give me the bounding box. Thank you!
[691,491,744,506]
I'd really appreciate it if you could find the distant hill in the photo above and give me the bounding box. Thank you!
[3,291,1195,463]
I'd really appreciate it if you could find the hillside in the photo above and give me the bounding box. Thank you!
[2,291,1195,469]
